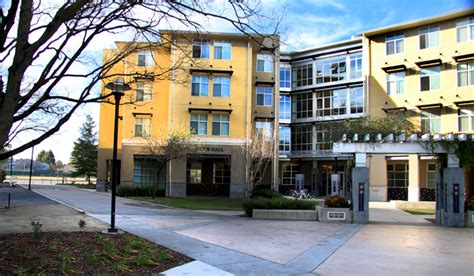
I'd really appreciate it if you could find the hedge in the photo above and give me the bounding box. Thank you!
[251,188,283,199]
[242,198,317,217]
[117,184,165,197]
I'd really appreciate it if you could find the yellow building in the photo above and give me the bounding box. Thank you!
[362,9,474,201]
[97,31,279,198]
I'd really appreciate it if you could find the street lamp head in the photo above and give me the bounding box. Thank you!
[105,77,131,97]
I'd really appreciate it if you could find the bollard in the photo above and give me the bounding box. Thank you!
[7,193,11,208]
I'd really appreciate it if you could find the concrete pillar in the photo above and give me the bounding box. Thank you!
[435,168,444,225]
[443,167,465,227]
[352,167,369,224]
[408,154,420,202]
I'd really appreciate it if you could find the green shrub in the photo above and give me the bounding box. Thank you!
[251,188,283,199]
[117,184,165,197]
[242,198,317,217]
[465,196,474,211]
[324,195,350,208]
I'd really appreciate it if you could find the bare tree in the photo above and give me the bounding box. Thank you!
[0,0,281,160]
[242,127,277,197]
[144,126,203,198]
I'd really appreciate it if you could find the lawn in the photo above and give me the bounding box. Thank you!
[57,183,96,189]
[128,197,244,211]
[0,232,190,274]
[401,208,436,215]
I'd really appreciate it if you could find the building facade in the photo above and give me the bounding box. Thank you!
[97,32,279,198]
[363,9,474,201]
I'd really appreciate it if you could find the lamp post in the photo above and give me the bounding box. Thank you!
[105,78,130,233]
[28,146,34,190]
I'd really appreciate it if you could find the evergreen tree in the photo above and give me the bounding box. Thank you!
[70,115,98,183]
[36,149,56,169]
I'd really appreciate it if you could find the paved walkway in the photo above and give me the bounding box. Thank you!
[369,202,433,225]
[28,185,474,275]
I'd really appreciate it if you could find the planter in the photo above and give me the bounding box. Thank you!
[252,209,318,221]
[466,211,474,228]
[316,205,352,223]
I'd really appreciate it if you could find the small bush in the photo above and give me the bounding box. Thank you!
[324,195,350,208]
[251,188,283,199]
[78,219,86,228]
[242,198,317,217]
[31,221,42,240]
[465,196,474,211]
[117,184,165,197]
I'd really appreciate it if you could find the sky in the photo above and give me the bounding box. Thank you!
[7,0,474,163]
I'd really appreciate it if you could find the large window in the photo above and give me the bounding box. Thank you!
[257,54,273,72]
[456,16,474,42]
[213,76,230,97]
[212,114,230,136]
[291,124,312,151]
[426,163,437,188]
[134,117,151,137]
[213,162,231,184]
[386,32,404,55]
[138,49,154,66]
[279,126,291,153]
[187,162,202,184]
[192,39,210,59]
[133,158,164,187]
[459,106,474,132]
[419,25,439,49]
[136,83,152,102]
[387,163,409,188]
[316,56,346,84]
[315,88,346,116]
[256,87,272,106]
[191,75,209,96]
[421,109,441,133]
[420,66,440,91]
[387,71,405,95]
[350,54,362,79]
[280,65,291,88]
[314,122,339,151]
[457,61,474,87]
[190,114,208,135]
[280,94,291,120]
[292,63,313,87]
[255,120,272,140]
[214,40,231,60]
[281,163,299,186]
[292,92,312,119]
[350,86,364,114]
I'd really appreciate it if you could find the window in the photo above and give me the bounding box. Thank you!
[213,162,230,184]
[257,54,273,72]
[279,126,291,153]
[191,75,209,96]
[426,163,437,188]
[214,40,231,60]
[192,39,210,59]
[133,158,165,187]
[135,117,151,137]
[212,114,229,136]
[386,32,404,55]
[190,114,208,135]
[280,65,291,88]
[138,49,154,66]
[187,162,202,184]
[456,16,474,42]
[291,124,312,151]
[350,54,362,79]
[292,63,313,88]
[315,88,346,116]
[421,109,441,133]
[387,71,405,95]
[459,106,474,132]
[350,86,364,114]
[316,56,346,84]
[136,83,152,102]
[292,92,312,119]
[387,163,409,187]
[256,87,272,106]
[420,66,440,91]
[314,122,340,151]
[457,61,474,87]
[279,95,291,120]
[419,25,439,49]
[255,120,272,140]
[281,163,299,186]
[213,76,230,97]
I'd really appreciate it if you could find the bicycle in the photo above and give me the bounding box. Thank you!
[289,189,315,200]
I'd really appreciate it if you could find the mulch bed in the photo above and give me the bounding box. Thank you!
[0,231,192,274]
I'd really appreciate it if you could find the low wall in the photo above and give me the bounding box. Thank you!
[252,209,318,221]
[390,200,435,209]
[316,206,352,223]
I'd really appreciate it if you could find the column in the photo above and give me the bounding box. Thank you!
[352,153,369,224]
[408,154,420,202]
[443,153,465,227]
